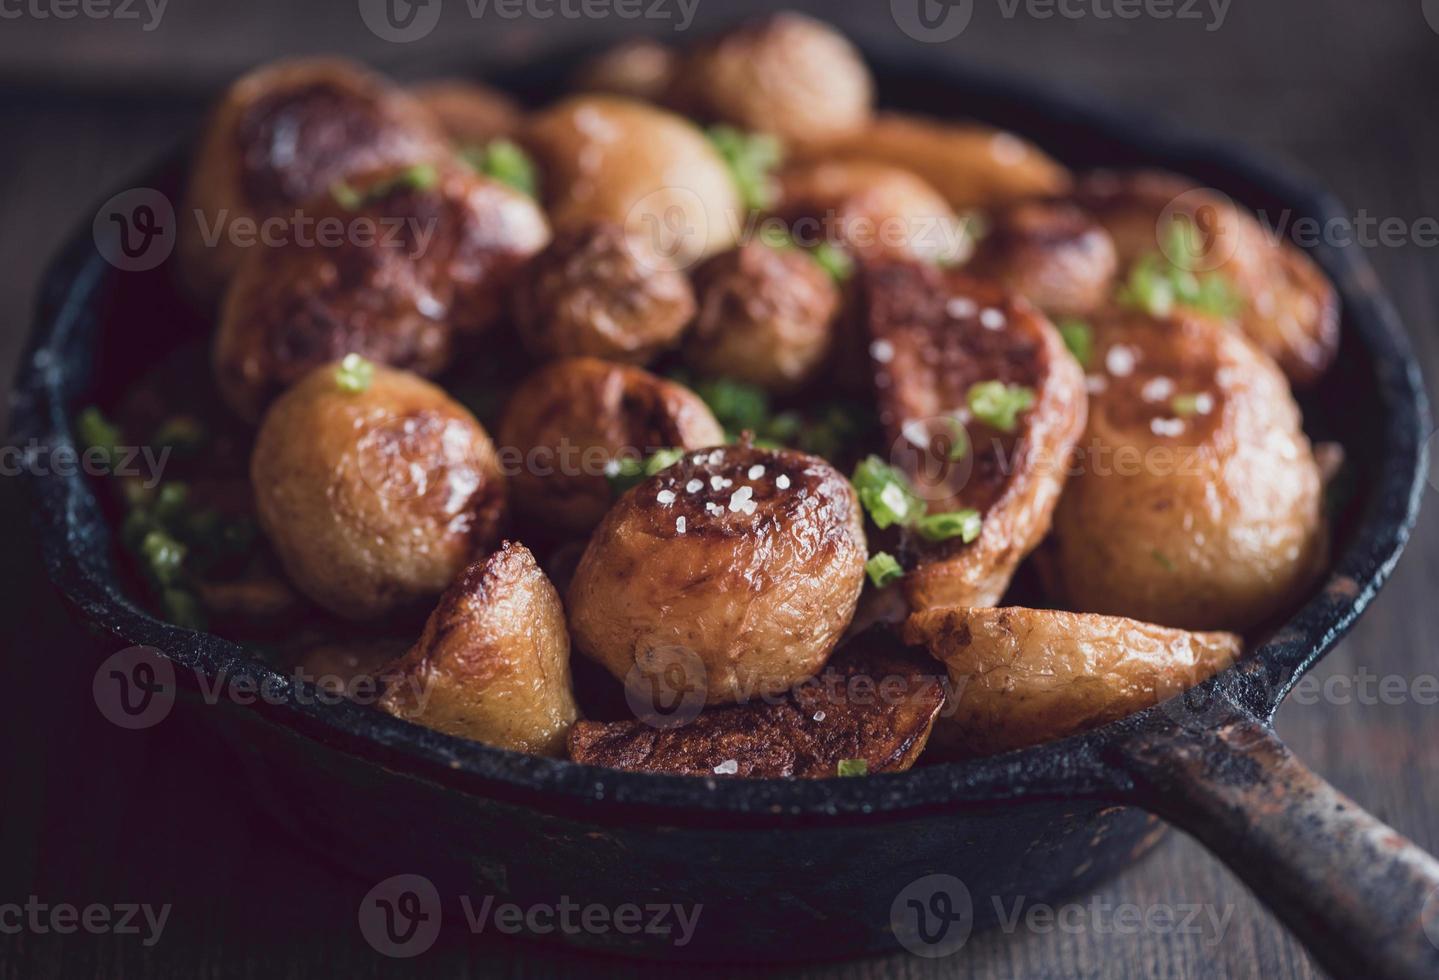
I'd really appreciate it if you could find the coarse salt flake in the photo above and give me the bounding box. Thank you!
[686,479,703,493]
[656,489,676,505]
[1106,345,1136,377]
[713,759,738,775]
[748,464,765,480]
[675,516,686,534]
[979,308,1006,331]
[870,339,895,363]
[776,474,791,490]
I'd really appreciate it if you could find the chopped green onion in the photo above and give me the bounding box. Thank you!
[917,509,982,544]
[152,482,190,525]
[707,125,782,211]
[1058,319,1093,368]
[461,139,538,198]
[334,354,374,393]
[1118,218,1241,319]
[331,164,440,211]
[864,552,903,589]
[76,407,121,463]
[851,455,924,529]
[329,180,363,211]
[837,758,869,777]
[967,381,1036,433]
[606,448,682,496]
[152,415,206,454]
[1171,393,1205,417]
[811,241,854,283]
[141,530,187,587]
[946,419,970,462]
[758,224,795,250]
[691,377,771,437]
[643,447,686,476]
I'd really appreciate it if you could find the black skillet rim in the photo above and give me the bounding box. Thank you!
[10,50,1430,824]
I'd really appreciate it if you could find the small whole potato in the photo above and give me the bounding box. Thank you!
[496,357,724,535]
[379,541,579,756]
[966,199,1118,319]
[573,39,678,103]
[180,58,450,309]
[409,79,521,148]
[669,13,873,144]
[511,222,696,365]
[215,162,549,422]
[684,240,840,392]
[251,360,506,621]
[567,443,868,704]
[520,94,742,267]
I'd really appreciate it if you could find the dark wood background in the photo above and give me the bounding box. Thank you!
[2,1,1437,976]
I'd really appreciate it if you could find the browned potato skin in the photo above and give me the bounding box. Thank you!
[511,222,695,365]
[568,640,943,777]
[793,113,1072,211]
[966,200,1118,319]
[520,95,741,266]
[860,261,1087,612]
[215,163,549,423]
[379,542,578,756]
[495,358,724,535]
[573,39,678,103]
[683,241,840,392]
[251,362,506,621]
[776,160,968,265]
[1050,307,1326,632]
[409,79,521,147]
[568,444,868,705]
[180,58,450,309]
[668,13,873,144]
[903,606,1240,757]
[1075,170,1339,385]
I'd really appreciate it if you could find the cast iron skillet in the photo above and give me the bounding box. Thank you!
[11,45,1438,976]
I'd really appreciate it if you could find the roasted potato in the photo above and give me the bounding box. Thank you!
[495,358,724,535]
[409,79,522,147]
[683,240,840,391]
[966,199,1118,319]
[215,162,549,422]
[251,361,506,620]
[775,160,969,265]
[520,95,741,267]
[511,222,695,365]
[903,606,1240,757]
[568,639,943,777]
[568,443,868,704]
[180,58,450,308]
[295,637,411,698]
[1075,170,1339,385]
[573,39,677,103]
[1049,306,1326,632]
[378,542,579,756]
[860,260,1087,612]
[668,13,873,144]
[792,113,1072,211]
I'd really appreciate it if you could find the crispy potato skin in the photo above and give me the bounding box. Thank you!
[409,79,521,147]
[966,200,1118,319]
[668,13,873,143]
[568,444,868,704]
[568,640,943,777]
[495,358,724,535]
[903,606,1240,757]
[379,542,578,756]
[776,160,968,265]
[520,95,741,266]
[573,39,678,103]
[1050,307,1326,632]
[793,113,1072,211]
[251,362,506,620]
[1076,170,1339,385]
[215,163,549,422]
[511,223,696,365]
[180,58,450,308]
[683,241,840,391]
[860,261,1087,612]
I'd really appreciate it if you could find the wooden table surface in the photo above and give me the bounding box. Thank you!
[2,1,1437,976]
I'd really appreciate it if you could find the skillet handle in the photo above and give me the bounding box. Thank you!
[1110,700,1439,980]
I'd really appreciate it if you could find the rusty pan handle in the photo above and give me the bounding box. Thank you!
[1109,698,1439,980]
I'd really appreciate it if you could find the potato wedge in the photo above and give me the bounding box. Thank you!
[966,199,1118,319]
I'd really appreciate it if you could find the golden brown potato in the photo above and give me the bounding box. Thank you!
[568,640,943,778]
[1075,170,1339,385]
[378,542,578,756]
[409,79,522,147]
[495,358,724,535]
[180,58,450,308]
[793,113,1072,211]
[520,95,741,267]
[903,606,1241,757]
[1049,306,1326,632]
[668,13,873,144]
[568,443,868,705]
[683,240,840,391]
[573,39,677,102]
[251,361,506,621]
[775,160,969,265]
[966,200,1118,319]
[860,261,1087,612]
[511,222,695,365]
[215,162,549,422]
